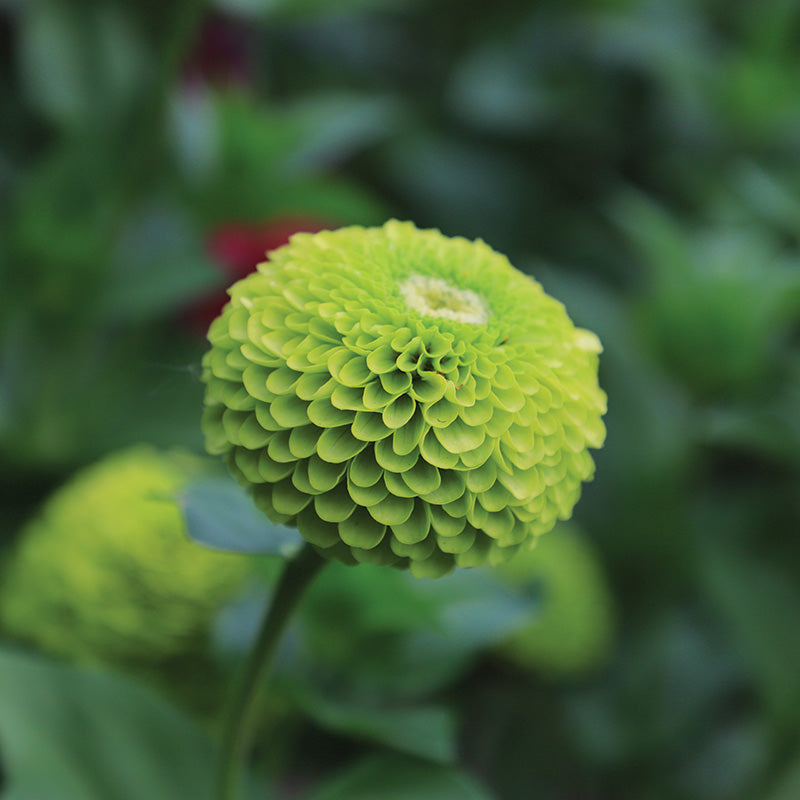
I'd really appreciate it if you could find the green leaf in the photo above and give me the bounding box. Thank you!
[0,647,217,800]
[297,694,457,763]
[104,205,222,322]
[307,755,495,800]
[18,2,146,129]
[179,475,302,556]
[767,754,800,800]
[284,93,401,171]
[699,544,800,731]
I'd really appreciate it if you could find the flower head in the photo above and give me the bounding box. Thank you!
[202,220,606,578]
[0,447,249,666]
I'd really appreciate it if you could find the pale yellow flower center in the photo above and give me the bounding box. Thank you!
[400,274,489,324]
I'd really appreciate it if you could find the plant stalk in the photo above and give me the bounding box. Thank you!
[215,544,326,800]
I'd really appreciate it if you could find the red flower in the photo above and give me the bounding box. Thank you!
[188,218,330,332]
[183,12,252,88]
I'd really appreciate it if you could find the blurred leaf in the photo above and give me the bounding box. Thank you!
[179,475,303,556]
[169,89,221,184]
[449,45,549,134]
[103,204,222,322]
[732,162,800,234]
[212,0,405,18]
[297,566,535,698]
[565,612,744,770]
[191,94,386,226]
[699,545,800,731]
[18,1,147,129]
[676,720,768,800]
[307,754,495,800]
[367,570,535,695]
[611,190,693,279]
[767,755,800,800]
[297,693,457,763]
[0,647,215,800]
[283,93,400,171]
[380,134,527,245]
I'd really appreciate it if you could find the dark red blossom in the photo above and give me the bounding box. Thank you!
[188,218,330,332]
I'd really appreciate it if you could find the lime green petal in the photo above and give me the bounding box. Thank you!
[433,418,485,454]
[296,507,340,548]
[314,482,357,523]
[351,541,399,566]
[389,499,431,544]
[257,451,295,482]
[454,533,493,568]
[374,438,419,472]
[422,470,466,505]
[337,355,373,387]
[391,535,436,560]
[291,461,318,495]
[307,455,347,492]
[382,394,416,429]
[295,372,334,401]
[271,478,313,516]
[242,365,274,402]
[266,366,302,395]
[457,436,495,469]
[366,345,399,374]
[238,415,272,449]
[401,459,441,495]
[419,431,460,469]
[254,404,283,432]
[480,507,516,539]
[316,426,368,463]
[307,397,355,428]
[352,411,392,442]
[436,527,476,554]
[392,408,428,456]
[267,430,295,462]
[347,476,390,507]
[466,460,497,493]
[423,397,459,428]
[330,384,366,411]
[409,372,447,404]
[429,504,467,537]
[269,395,309,428]
[367,494,415,526]
[362,380,394,410]
[338,507,387,549]
[383,471,417,499]
[379,369,412,395]
[409,551,454,579]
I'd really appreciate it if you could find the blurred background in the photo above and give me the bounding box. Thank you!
[1,0,800,798]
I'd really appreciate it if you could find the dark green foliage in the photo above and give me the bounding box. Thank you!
[2,0,799,798]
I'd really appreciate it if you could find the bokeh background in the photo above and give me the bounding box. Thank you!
[1,1,800,799]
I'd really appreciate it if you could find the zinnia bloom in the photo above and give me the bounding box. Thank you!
[202,221,606,578]
[0,447,249,665]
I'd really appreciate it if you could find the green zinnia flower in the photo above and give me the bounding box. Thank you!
[0,447,249,666]
[202,220,606,578]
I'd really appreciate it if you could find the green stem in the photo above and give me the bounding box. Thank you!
[215,544,326,800]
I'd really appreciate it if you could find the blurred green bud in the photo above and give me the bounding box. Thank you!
[496,526,614,676]
[0,447,249,667]
[202,221,606,578]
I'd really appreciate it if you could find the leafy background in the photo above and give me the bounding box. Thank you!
[1,0,800,798]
